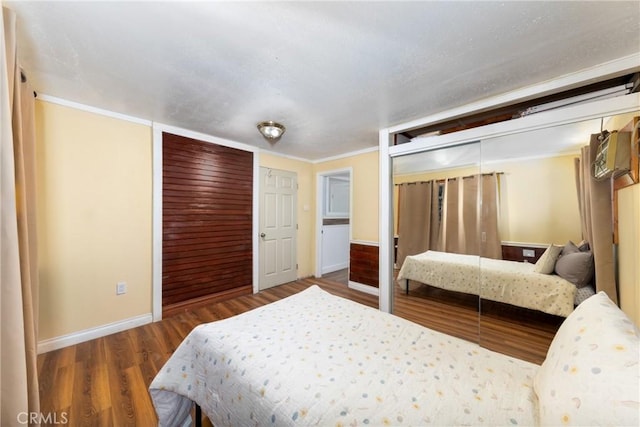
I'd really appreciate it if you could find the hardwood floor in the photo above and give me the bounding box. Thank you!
[394,282,561,363]
[37,276,557,426]
[321,268,348,284]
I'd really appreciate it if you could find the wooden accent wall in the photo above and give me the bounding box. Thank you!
[162,133,253,315]
[349,242,379,288]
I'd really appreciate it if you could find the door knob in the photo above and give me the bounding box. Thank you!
[260,233,266,238]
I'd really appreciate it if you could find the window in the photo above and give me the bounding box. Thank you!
[324,176,349,218]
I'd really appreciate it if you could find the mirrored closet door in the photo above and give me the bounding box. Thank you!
[477,112,639,361]
[392,142,482,345]
[388,108,638,364]
[475,119,600,360]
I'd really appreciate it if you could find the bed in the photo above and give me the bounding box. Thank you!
[149,285,639,427]
[397,250,578,317]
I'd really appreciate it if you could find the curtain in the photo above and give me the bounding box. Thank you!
[575,134,618,304]
[439,174,502,258]
[396,181,439,267]
[1,7,40,426]
[439,177,462,253]
[480,173,502,259]
[462,175,480,254]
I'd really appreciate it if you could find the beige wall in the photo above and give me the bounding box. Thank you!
[393,154,581,245]
[36,100,153,341]
[486,154,581,245]
[314,150,379,243]
[617,183,640,326]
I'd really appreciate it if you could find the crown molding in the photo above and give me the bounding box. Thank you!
[37,94,152,126]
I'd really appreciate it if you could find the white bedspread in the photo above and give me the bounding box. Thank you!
[150,285,539,426]
[397,250,576,317]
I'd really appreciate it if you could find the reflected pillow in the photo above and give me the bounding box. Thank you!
[560,241,581,256]
[534,292,640,426]
[577,240,590,252]
[534,244,563,274]
[561,240,590,256]
[555,251,594,288]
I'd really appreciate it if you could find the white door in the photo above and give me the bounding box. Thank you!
[259,167,297,290]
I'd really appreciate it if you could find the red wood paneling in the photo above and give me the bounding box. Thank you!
[162,133,253,312]
[349,243,379,288]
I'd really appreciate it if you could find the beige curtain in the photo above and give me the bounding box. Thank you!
[396,181,440,267]
[439,174,502,258]
[575,135,618,304]
[480,173,502,259]
[439,177,462,253]
[1,6,40,426]
[462,175,480,254]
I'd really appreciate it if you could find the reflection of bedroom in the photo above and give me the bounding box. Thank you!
[390,110,640,362]
[393,154,584,322]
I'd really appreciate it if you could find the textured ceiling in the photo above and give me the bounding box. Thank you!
[6,1,640,160]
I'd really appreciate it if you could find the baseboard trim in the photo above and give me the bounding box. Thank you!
[348,280,379,296]
[37,313,153,354]
[350,239,379,247]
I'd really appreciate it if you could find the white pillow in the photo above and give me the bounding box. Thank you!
[533,244,563,274]
[534,291,640,426]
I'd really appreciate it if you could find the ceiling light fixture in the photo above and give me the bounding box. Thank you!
[257,121,286,141]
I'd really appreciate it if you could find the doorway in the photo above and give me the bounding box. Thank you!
[316,168,352,279]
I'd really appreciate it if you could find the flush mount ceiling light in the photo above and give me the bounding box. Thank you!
[257,121,286,141]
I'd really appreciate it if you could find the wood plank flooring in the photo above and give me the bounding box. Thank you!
[395,283,561,363]
[37,275,558,426]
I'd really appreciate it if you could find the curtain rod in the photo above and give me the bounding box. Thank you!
[461,171,504,179]
[395,172,503,186]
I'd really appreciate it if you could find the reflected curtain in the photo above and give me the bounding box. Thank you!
[462,175,480,254]
[574,134,617,304]
[396,181,440,266]
[480,173,502,259]
[439,177,462,252]
[1,7,40,426]
[439,174,502,258]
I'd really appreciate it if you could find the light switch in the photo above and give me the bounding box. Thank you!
[116,281,127,295]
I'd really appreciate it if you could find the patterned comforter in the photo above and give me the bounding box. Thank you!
[150,285,539,426]
[397,250,576,317]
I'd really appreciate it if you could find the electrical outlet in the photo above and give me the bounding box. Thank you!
[116,281,127,295]
[522,249,536,258]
